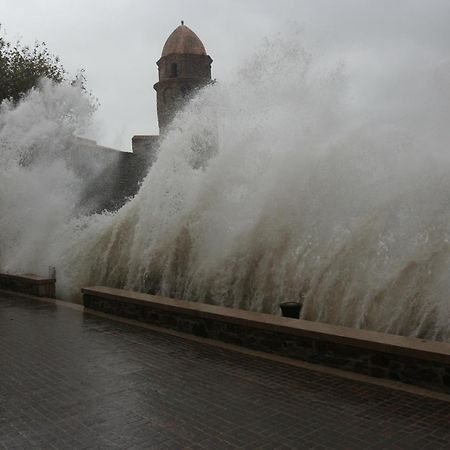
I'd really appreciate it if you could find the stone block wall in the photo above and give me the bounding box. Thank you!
[82,286,450,394]
[132,135,159,156]
[72,139,154,213]
[0,273,55,298]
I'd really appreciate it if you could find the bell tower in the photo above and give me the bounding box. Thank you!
[154,22,213,133]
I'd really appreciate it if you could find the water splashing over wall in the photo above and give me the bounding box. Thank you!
[2,33,450,341]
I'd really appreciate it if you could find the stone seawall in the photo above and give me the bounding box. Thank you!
[82,286,450,394]
[0,273,55,298]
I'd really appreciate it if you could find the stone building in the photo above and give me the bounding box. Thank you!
[78,22,212,212]
[154,21,213,133]
[132,22,212,152]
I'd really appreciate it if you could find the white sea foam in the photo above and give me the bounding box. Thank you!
[1,34,450,340]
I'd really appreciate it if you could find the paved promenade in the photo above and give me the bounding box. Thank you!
[1,292,450,449]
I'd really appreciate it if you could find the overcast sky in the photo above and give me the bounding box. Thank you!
[0,0,449,150]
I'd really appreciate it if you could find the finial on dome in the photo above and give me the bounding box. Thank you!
[181,20,184,25]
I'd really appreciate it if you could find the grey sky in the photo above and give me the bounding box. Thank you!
[0,0,449,150]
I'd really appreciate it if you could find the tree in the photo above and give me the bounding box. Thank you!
[0,27,67,104]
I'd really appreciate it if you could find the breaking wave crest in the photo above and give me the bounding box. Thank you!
[2,33,450,341]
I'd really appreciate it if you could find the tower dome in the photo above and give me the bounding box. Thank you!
[154,22,213,133]
[162,23,207,57]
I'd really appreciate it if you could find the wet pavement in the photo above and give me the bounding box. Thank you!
[1,291,450,449]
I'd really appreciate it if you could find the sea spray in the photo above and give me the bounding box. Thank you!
[0,79,100,274]
[2,34,450,341]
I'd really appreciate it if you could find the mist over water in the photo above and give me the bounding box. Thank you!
[2,33,450,341]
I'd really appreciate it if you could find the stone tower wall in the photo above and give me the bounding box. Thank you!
[154,53,212,133]
[158,54,212,80]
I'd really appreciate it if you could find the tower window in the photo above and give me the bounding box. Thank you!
[170,62,178,78]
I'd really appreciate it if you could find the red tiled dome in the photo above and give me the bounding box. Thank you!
[161,23,207,57]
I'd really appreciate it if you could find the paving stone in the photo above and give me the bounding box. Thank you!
[1,292,450,449]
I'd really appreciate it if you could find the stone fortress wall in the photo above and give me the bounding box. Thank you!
[75,22,212,213]
[72,137,156,213]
